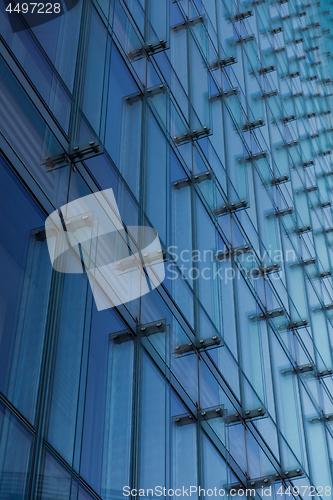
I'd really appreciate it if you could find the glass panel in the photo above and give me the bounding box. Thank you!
[0,406,32,500]
[101,330,134,498]
[82,7,108,135]
[39,452,71,500]
[0,157,52,424]
[0,55,67,205]
[140,352,168,489]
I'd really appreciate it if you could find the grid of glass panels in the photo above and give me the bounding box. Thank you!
[2,0,333,498]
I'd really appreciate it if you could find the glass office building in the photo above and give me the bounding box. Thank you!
[2,0,333,498]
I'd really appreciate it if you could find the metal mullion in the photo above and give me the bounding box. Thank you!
[25,268,66,499]
[130,335,144,498]
[68,0,92,148]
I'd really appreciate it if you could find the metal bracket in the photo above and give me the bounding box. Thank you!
[296,225,312,234]
[215,244,252,261]
[210,56,236,70]
[43,141,100,170]
[110,319,166,344]
[261,90,278,99]
[174,335,222,355]
[290,258,316,268]
[283,114,296,123]
[173,405,224,426]
[250,308,285,322]
[275,469,303,480]
[249,264,280,277]
[110,330,134,344]
[211,88,238,101]
[295,185,317,194]
[173,127,210,145]
[171,15,205,32]
[244,151,267,162]
[259,65,275,75]
[234,10,253,21]
[215,200,248,215]
[227,407,265,424]
[303,160,314,167]
[266,207,293,219]
[276,140,298,150]
[114,249,164,273]
[268,175,289,185]
[318,368,333,378]
[243,119,264,131]
[288,319,308,329]
[235,34,255,44]
[172,171,213,190]
[136,319,166,337]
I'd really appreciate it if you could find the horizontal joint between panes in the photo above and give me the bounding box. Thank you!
[227,407,266,424]
[215,200,248,215]
[172,171,213,189]
[173,405,224,425]
[210,56,236,70]
[250,308,285,321]
[174,335,222,356]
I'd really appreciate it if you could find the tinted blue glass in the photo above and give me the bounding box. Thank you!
[0,406,32,499]
[0,157,52,423]
[105,45,139,169]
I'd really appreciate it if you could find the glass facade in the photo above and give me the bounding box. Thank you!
[1,0,333,498]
